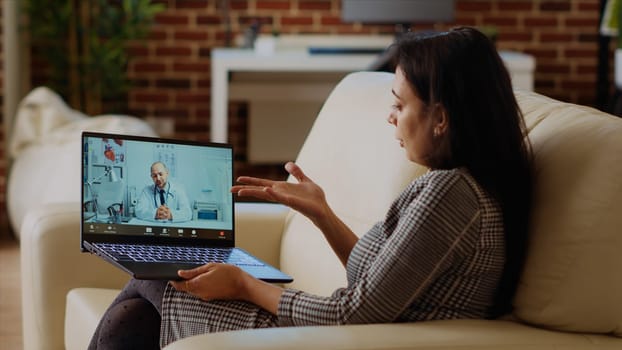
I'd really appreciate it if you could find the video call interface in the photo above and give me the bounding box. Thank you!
[82,135,234,241]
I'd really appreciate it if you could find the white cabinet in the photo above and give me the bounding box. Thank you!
[212,36,535,164]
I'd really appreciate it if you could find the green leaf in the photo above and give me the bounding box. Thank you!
[23,0,164,113]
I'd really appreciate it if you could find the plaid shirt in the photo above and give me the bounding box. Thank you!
[160,168,504,346]
[277,168,504,326]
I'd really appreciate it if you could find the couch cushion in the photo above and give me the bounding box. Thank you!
[65,288,120,350]
[278,72,427,295]
[164,319,622,350]
[513,91,622,336]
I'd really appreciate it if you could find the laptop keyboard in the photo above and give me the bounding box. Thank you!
[95,243,265,266]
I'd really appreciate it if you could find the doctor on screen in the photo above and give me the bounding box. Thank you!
[135,161,192,222]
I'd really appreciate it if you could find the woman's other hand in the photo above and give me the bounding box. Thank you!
[232,162,358,267]
[231,162,329,225]
[170,263,283,314]
[170,263,247,301]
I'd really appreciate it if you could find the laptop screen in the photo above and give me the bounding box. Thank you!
[81,132,234,245]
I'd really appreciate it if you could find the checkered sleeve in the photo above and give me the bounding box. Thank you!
[277,170,484,326]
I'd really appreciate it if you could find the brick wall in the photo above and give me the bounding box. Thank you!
[22,0,615,186]
[119,0,612,181]
[457,0,607,106]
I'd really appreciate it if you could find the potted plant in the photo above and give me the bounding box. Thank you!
[601,0,622,89]
[22,0,164,115]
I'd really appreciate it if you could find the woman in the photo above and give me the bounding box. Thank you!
[89,27,532,349]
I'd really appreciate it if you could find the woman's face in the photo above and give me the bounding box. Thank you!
[388,67,439,166]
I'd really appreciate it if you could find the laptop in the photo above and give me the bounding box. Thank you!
[80,131,293,283]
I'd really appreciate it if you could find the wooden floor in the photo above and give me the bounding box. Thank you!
[0,226,22,349]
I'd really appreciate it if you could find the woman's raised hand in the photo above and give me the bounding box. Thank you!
[231,162,329,225]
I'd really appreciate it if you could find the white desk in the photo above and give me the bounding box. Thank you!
[211,48,387,143]
[211,38,535,161]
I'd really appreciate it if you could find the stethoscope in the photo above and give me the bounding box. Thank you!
[153,182,172,207]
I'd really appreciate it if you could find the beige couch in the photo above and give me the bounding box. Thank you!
[7,86,157,237]
[20,72,622,349]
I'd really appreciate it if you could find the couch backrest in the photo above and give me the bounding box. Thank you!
[279,71,622,337]
[513,90,622,336]
[7,86,157,235]
[279,72,427,295]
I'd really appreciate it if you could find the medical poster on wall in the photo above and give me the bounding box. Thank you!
[96,138,126,165]
[102,139,125,164]
[154,143,176,177]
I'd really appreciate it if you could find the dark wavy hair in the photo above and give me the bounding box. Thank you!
[392,27,534,317]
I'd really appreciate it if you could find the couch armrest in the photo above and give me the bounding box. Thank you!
[20,202,287,350]
[65,288,121,350]
[234,202,289,268]
[20,202,129,350]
